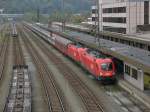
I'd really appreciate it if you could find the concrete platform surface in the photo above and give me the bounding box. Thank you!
[119,79,150,108]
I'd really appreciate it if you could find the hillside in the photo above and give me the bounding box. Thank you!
[0,0,94,13]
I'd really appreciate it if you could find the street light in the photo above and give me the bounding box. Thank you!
[37,7,40,22]
[0,9,4,14]
[62,0,65,32]
[97,0,100,47]
[94,0,100,46]
[94,4,97,43]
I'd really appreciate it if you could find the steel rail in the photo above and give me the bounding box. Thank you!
[3,24,29,112]
[0,25,10,81]
[25,25,105,112]
[13,35,25,65]
[20,26,67,112]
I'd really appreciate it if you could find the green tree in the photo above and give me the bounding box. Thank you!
[29,0,51,22]
[70,14,85,23]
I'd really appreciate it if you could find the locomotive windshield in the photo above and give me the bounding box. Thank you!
[101,63,113,71]
[87,49,106,58]
[75,43,83,48]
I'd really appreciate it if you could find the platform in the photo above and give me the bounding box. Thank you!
[53,22,150,52]
[119,79,150,108]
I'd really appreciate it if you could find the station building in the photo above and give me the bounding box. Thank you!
[91,0,150,91]
[124,63,144,90]
[92,0,150,34]
[91,5,98,25]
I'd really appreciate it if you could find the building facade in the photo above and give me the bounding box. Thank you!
[92,6,98,23]
[93,0,150,34]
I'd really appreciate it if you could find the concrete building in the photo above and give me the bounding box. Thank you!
[91,0,150,90]
[91,5,98,26]
[124,63,144,90]
[93,0,150,34]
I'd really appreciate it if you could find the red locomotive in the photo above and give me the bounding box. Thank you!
[80,49,115,80]
[68,43,86,62]
[49,33,116,80]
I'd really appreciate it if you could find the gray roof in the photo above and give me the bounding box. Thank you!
[66,31,150,67]
[34,23,150,72]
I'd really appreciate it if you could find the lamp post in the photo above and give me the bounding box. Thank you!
[97,0,100,46]
[0,9,4,24]
[0,9,4,14]
[94,3,97,42]
[37,6,40,22]
[94,0,100,46]
[62,0,65,32]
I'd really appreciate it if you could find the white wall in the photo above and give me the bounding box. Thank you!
[100,0,129,4]
[102,2,126,8]
[98,1,103,31]
[92,6,97,10]
[149,2,150,24]
[102,22,127,28]
[92,14,98,17]
[102,13,126,18]
[124,63,144,91]
[126,1,144,34]
[97,0,150,34]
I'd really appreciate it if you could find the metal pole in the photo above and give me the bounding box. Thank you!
[62,0,65,32]
[37,7,40,22]
[95,0,100,46]
[94,0,97,43]
[97,0,100,46]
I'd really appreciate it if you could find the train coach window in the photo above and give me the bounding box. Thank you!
[125,65,130,76]
[144,73,150,90]
[76,43,83,48]
[111,37,113,41]
[148,46,150,51]
[115,38,118,42]
[132,68,138,80]
[101,63,113,71]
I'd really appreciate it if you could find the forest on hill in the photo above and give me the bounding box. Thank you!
[0,0,94,13]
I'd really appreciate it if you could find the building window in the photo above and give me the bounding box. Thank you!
[125,65,130,76]
[103,7,126,13]
[132,68,138,80]
[103,17,126,23]
[92,17,98,21]
[144,1,149,24]
[148,46,150,51]
[144,72,150,90]
[92,9,98,14]
[103,26,126,34]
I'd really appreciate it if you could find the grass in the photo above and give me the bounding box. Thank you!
[0,34,2,43]
[144,74,150,90]
[63,30,70,35]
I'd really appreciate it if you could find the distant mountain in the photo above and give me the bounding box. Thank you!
[0,0,94,13]
[49,0,94,13]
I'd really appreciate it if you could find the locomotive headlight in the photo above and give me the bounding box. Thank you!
[99,72,103,76]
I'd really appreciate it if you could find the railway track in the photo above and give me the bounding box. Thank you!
[24,25,106,112]
[13,32,25,65]
[0,25,10,81]
[20,26,69,112]
[3,25,31,112]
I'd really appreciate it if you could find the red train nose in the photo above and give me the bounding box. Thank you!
[100,72,113,77]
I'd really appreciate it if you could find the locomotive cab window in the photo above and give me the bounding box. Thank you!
[87,49,106,58]
[75,43,83,48]
[101,63,113,71]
